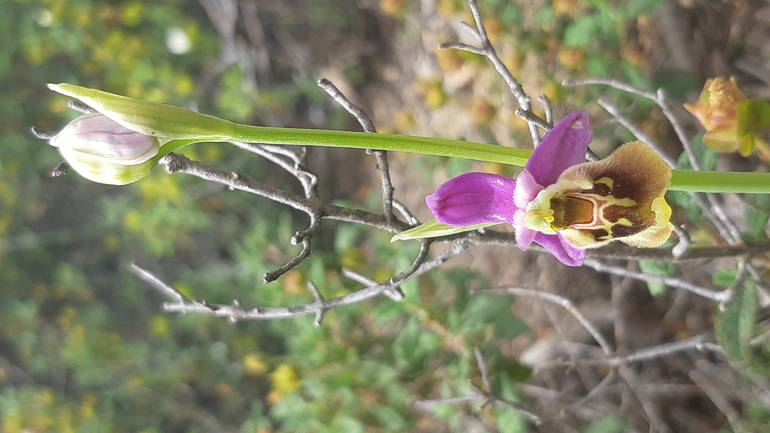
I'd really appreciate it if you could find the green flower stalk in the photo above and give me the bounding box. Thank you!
[44,83,770,194]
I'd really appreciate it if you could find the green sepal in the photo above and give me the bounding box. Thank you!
[49,83,236,141]
[738,100,770,137]
[737,100,770,156]
[391,219,498,241]
[62,138,193,186]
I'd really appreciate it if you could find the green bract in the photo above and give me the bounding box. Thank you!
[49,83,236,141]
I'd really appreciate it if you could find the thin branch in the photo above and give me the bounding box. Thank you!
[160,153,410,282]
[342,268,404,302]
[562,77,656,100]
[690,369,742,430]
[264,237,313,284]
[539,334,719,369]
[671,225,692,258]
[230,141,318,197]
[440,0,543,146]
[130,263,185,303]
[514,109,551,132]
[437,41,486,55]
[417,335,543,425]
[159,153,410,234]
[317,78,376,132]
[582,259,730,302]
[306,281,327,326]
[392,199,420,226]
[133,241,468,322]
[317,78,395,222]
[474,347,493,393]
[472,230,770,262]
[413,395,480,409]
[475,286,612,355]
[468,383,542,425]
[343,239,433,302]
[596,97,678,168]
[390,240,433,284]
[538,94,553,125]
[618,367,672,433]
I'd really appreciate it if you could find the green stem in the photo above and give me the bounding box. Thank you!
[669,170,770,193]
[170,123,770,194]
[230,123,532,166]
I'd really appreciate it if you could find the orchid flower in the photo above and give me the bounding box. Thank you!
[684,77,770,158]
[425,111,674,266]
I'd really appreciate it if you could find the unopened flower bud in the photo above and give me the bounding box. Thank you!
[49,114,160,185]
[685,77,751,154]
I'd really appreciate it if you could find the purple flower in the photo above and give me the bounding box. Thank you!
[426,111,673,266]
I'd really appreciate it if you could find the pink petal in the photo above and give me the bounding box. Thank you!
[513,170,542,210]
[533,233,586,266]
[514,210,538,250]
[526,111,593,185]
[426,172,517,226]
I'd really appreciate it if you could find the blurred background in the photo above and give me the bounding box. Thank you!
[2,0,770,431]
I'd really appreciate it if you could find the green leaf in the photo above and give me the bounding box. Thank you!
[564,16,599,48]
[460,296,510,331]
[497,406,527,433]
[391,317,440,369]
[625,0,662,17]
[677,132,718,171]
[666,190,701,222]
[744,194,770,242]
[638,260,675,297]
[391,219,498,241]
[494,313,530,339]
[715,282,758,363]
[652,70,699,100]
[713,269,738,287]
[582,415,628,433]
